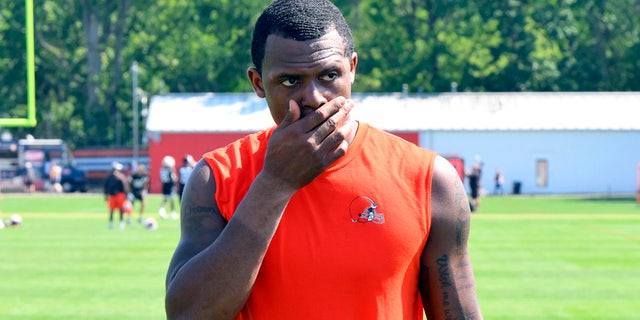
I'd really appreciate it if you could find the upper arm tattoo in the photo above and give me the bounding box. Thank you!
[453,178,470,253]
[167,205,220,284]
[183,205,217,232]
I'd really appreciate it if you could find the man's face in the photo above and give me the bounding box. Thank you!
[248,29,357,124]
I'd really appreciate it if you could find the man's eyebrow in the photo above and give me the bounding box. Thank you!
[321,65,341,73]
[271,72,300,81]
[269,62,344,80]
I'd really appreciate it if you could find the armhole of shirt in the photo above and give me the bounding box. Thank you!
[204,154,231,222]
[424,150,437,235]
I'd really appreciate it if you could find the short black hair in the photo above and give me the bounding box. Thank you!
[251,0,354,74]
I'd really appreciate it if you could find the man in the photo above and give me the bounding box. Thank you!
[48,161,63,193]
[104,162,130,229]
[159,155,178,220]
[165,1,482,319]
[129,163,150,223]
[23,162,36,193]
[468,162,483,211]
[177,155,195,201]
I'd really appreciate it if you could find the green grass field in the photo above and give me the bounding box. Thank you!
[0,193,638,319]
[471,196,640,320]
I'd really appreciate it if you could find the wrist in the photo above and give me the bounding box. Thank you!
[254,170,298,200]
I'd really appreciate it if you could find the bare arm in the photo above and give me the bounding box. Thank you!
[165,160,293,319]
[165,98,354,319]
[420,155,482,319]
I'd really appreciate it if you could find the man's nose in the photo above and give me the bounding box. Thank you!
[300,82,328,109]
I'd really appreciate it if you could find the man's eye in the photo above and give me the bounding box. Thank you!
[320,72,338,81]
[282,78,298,87]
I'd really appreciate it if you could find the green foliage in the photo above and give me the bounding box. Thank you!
[1,1,639,147]
[0,2,29,119]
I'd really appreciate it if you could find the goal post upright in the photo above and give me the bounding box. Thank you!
[26,0,36,127]
[0,0,37,127]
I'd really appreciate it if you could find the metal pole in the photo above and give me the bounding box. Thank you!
[131,61,139,164]
[116,111,122,146]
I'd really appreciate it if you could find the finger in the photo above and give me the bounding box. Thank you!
[337,99,354,121]
[278,100,301,129]
[315,121,353,165]
[302,96,345,133]
[327,98,354,128]
[319,115,354,152]
[314,98,354,143]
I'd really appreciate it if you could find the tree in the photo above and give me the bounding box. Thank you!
[2,1,640,149]
[0,1,30,119]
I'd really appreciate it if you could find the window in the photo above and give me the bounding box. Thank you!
[536,159,548,188]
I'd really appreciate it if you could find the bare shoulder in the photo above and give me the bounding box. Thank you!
[166,159,227,285]
[431,155,468,220]
[181,160,226,233]
[426,154,472,260]
[181,160,220,216]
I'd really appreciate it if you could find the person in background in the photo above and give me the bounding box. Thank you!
[23,162,36,193]
[159,155,178,220]
[494,168,505,195]
[104,162,130,229]
[177,155,196,201]
[48,161,63,193]
[164,1,482,319]
[129,163,150,224]
[467,162,483,211]
[43,153,52,183]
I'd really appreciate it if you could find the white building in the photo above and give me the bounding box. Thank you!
[147,91,640,195]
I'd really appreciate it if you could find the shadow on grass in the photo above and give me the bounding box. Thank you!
[576,196,636,203]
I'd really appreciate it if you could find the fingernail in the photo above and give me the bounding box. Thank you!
[343,99,354,112]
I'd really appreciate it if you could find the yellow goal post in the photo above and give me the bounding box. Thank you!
[0,0,37,127]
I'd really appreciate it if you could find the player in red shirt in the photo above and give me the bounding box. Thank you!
[165,1,482,319]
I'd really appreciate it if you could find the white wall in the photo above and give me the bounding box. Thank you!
[419,130,640,195]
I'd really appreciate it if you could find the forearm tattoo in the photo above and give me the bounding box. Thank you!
[430,180,478,318]
[437,254,454,313]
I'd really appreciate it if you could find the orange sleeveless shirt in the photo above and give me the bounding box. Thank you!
[204,122,436,320]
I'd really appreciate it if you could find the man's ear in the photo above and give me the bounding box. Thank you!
[247,67,266,98]
[349,52,358,84]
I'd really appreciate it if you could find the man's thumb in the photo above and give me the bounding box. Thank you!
[279,100,300,127]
